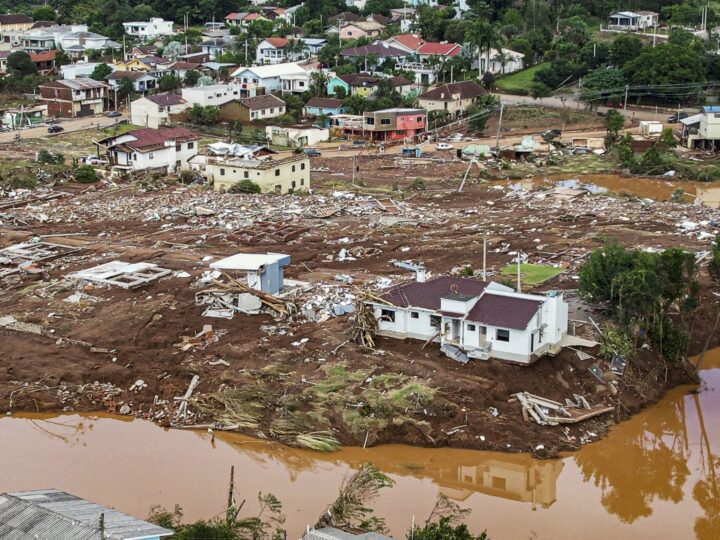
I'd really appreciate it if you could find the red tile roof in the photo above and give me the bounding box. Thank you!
[264,37,289,48]
[30,50,57,62]
[382,276,490,310]
[466,293,542,330]
[390,33,425,51]
[417,42,462,57]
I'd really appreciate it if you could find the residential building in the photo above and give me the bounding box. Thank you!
[328,11,360,25]
[606,11,659,31]
[29,50,57,75]
[38,77,108,117]
[113,57,155,73]
[256,37,327,64]
[123,18,175,40]
[340,43,408,67]
[328,113,364,138]
[131,44,158,58]
[106,70,157,93]
[231,62,311,95]
[218,94,286,122]
[181,83,244,106]
[130,92,189,128]
[201,36,234,60]
[362,107,426,142]
[680,107,720,150]
[210,253,291,294]
[418,80,486,116]
[266,125,329,146]
[224,12,269,27]
[473,48,524,75]
[103,127,200,173]
[167,60,201,79]
[303,528,392,540]
[338,21,385,41]
[366,275,569,364]
[0,13,33,44]
[416,41,463,60]
[384,32,425,53]
[60,61,112,80]
[327,72,413,97]
[304,96,346,116]
[58,30,121,58]
[20,24,89,52]
[210,154,311,194]
[0,50,10,73]
[0,489,173,540]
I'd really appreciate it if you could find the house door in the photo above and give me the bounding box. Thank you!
[530,333,535,353]
[78,104,93,117]
[479,326,487,346]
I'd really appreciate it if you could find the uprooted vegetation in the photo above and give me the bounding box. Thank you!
[195,363,436,451]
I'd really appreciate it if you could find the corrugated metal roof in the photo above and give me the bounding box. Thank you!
[0,490,173,540]
[303,527,393,540]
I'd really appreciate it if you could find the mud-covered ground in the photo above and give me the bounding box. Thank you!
[0,170,718,456]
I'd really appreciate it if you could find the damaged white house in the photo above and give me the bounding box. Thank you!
[367,276,568,364]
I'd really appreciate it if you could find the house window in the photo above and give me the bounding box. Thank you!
[430,315,441,328]
[220,168,225,176]
[417,116,423,122]
[149,152,154,159]
[381,309,395,322]
[300,179,304,185]
[275,169,280,176]
[381,118,390,125]
[188,142,194,149]
[410,311,419,319]
[396,130,404,135]
[291,180,296,188]
[292,165,296,172]
[244,171,249,178]
[301,163,305,170]
[496,329,510,342]
[132,153,137,161]
[270,108,274,113]
[467,324,476,331]
[365,117,374,125]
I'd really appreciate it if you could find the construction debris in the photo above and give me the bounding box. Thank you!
[68,261,172,289]
[512,391,613,426]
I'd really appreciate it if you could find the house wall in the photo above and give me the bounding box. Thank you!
[419,96,478,115]
[246,104,286,122]
[304,105,343,116]
[372,305,439,340]
[182,84,242,106]
[339,25,369,40]
[327,78,350,97]
[113,140,197,172]
[699,112,720,139]
[211,157,311,194]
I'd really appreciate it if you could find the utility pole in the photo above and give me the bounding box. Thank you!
[227,465,235,512]
[482,235,487,281]
[351,154,356,185]
[623,85,629,113]
[494,100,504,150]
[450,64,454,84]
[516,252,522,293]
[99,513,105,540]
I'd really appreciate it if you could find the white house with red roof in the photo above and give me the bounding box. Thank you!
[387,36,463,84]
[101,127,200,173]
[368,275,568,364]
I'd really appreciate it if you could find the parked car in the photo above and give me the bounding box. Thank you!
[436,142,454,150]
[541,128,562,141]
[81,155,108,165]
[667,112,689,123]
[303,148,321,157]
[48,125,64,133]
[351,139,367,147]
[447,133,464,142]
[105,111,122,118]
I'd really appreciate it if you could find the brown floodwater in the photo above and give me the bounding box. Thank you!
[1,348,719,539]
[521,174,720,201]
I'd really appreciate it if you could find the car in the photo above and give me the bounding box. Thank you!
[303,148,321,157]
[105,111,122,118]
[436,142,454,150]
[351,139,366,147]
[48,125,64,133]
[447,133,464,141]
[667,112,689,123]
[541,128,562,141]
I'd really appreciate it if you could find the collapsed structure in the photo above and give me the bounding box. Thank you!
[366,276,569,364]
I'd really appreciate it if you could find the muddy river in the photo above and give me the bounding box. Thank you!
[2,348,719,539]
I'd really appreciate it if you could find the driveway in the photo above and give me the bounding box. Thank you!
[0,114,126,144]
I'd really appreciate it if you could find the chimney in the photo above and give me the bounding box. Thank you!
[416,268,426,282]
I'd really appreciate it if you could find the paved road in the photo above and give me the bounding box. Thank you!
[0,114,126,143]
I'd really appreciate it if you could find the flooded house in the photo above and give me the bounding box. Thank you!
[366,275,569,364]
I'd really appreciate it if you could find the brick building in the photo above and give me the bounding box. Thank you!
[38,78,108,117]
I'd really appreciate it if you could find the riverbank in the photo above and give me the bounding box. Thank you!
[1,348,718,539]
[1,174,716,455]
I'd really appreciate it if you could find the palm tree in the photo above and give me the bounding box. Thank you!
[465,20,502,79]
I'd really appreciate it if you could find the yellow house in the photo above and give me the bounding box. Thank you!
[0,14,33,36]
[113,58,153,72]
[210,154,311,194]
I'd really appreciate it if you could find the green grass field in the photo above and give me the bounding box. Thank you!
[500,263,563,285]
[495,63,550,93]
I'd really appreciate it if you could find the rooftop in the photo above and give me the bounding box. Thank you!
[231,62,306,78]
[40,77,108,90]
[305,96,345,109]
[0,13,33,25]
[466,293,542,330]
[419,80,485,101]
[210,252,290,271]
[416,41,462,57]
[341,43,407,58]
[381,276,490,310]
[144,91,186,106]
[0,489,173,540]
[237,93,286,110]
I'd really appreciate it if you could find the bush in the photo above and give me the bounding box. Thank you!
[709,234,720,283]
[228,180,262,194]
[37,150,64,165]
[458,266,474,277]
[73,165,99,183]
[409,178,426,191]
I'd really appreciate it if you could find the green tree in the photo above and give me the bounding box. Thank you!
[32,5,57,21]
[624,44,707,88]
[54,50,72,67]
[6,51,37,77]
[530,82,551,99]
[229,179,262,194]
[580,68,626,104]
[184,70,201,86]
[74,165,100,184]
[158,74,182,92]
[117,76,135,98]
[610,34,643,68]
[709,234,720,283]
[605,109,624,146]
[412,517,488,540]
[90,63,113,81]
[465,20,501,79]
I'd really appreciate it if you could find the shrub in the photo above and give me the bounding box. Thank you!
[228,180,262,194]
[409,178,426,191]
[74,165,99,183]
[458,266,474,277]
[37,150,64,165]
